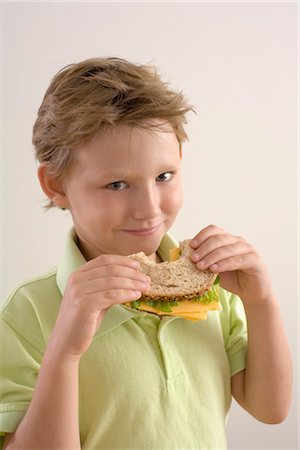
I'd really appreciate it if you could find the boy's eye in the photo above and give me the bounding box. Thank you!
[156,172,173,182]
[107,181,127,191]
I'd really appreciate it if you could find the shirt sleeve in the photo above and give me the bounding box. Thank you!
[219,289,248,376]
[0,316,42,443]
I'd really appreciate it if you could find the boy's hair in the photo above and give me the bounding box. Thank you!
[32,57,193,208]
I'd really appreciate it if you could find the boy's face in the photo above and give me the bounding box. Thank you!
[60,122,183,260]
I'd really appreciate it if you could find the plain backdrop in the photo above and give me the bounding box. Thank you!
[1,2,298,449]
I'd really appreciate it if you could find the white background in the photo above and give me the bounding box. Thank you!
[1,2,298,449]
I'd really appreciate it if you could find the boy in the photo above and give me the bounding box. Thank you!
[0,57,292,449]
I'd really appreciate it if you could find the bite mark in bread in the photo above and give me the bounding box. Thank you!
[130,240,218,302]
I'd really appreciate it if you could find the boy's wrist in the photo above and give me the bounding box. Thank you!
[43,340,82,368]
[241,292,279,313]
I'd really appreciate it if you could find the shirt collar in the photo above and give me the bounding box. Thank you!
[56,228,178,337]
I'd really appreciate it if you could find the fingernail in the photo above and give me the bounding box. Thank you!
[131,260,140,268]
[197,260,206,268]
[142,275,151,283]
[131,291,141,298]
[191,253,200,262]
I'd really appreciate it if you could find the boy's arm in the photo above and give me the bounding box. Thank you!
[190,225,293,424]
[3,254,149,449]
[3,350,81,450]
[231,295,292,423]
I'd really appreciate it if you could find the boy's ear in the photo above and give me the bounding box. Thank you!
[37,163,70,209]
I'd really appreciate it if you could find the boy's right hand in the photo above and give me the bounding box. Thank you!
[47,255,150,361]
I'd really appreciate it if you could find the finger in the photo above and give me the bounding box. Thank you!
[190,224,226,249]
[84,276,150,296]
[210,253,255,273]
[191,234,241,263]
[195,241,253,271]
[198,251,255,273]
[88,288,142,309]
[79,254,140,272]
[82,264,150,283]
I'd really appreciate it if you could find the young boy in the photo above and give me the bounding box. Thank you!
[0,57,292,450]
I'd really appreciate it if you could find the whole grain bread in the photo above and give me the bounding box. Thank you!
[129,240,218,301]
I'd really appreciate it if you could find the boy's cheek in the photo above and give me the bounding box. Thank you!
[177,191,183,212]
[171,189,184,213]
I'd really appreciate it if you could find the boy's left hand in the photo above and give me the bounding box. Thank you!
[190,224,274,305]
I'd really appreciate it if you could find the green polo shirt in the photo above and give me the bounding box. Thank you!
[0,229,248,449]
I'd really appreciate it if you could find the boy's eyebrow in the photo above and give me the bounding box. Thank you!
[97,173,128,182]
[92,163,180,182]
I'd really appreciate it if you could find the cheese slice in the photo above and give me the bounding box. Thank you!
[124,299,220,321]
[168,246,181,261]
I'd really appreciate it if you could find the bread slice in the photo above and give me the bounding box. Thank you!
[130,240,218,302]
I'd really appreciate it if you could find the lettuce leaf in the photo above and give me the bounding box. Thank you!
[129,282,219,312]
[192,284,219,304]
[213,275,220,285]
[144,300,179,312]
[130,300,142,309]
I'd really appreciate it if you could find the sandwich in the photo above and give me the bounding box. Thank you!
[125,240,220,321]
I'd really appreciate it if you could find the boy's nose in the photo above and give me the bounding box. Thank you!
[132,187,161,220]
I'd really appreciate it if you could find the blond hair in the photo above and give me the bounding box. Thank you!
[32,57,194,208]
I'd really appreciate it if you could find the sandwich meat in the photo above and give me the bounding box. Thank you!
[125,240,220,321]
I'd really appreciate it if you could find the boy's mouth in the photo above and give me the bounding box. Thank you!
[121,224,161,237]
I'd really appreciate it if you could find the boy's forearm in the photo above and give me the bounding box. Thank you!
[4,348,81,450]
[241,296,293,422]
